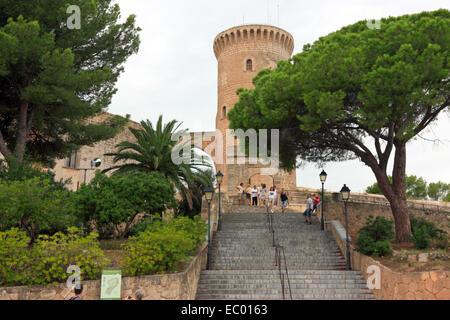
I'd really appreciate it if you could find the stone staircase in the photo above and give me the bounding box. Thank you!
[196,207,374,300]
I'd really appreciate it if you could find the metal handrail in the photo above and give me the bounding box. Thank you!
[275,246,284,300]
[280,246,293,300]
[266,205,293,300]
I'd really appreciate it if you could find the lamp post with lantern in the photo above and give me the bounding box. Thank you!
[204,186,215,270]
[340,184,351,270]
[319,170,327,230]
[216,171,224,231]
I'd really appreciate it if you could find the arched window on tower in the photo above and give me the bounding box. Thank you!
[246,59,253,71]
[222,106,227,119]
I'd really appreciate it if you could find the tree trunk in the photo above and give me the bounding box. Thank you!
[14,100,30,164]
[389,197,411,242]
[391,141,411,242]
[371,143,412,243]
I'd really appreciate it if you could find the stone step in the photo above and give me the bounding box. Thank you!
[210,252,343,257]
[201,269,363,275]
[199,279,368,285]
[196,294,375,300]
[196,211,373,300]
[209,266,347,270]
[198,284,366,289]
[196,288,372,294]
[209,255,346,260]
[200,272,366,283]
[210,246,341,251]
[198,273,366,279]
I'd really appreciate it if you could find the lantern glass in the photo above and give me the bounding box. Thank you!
[320,170,327,183]
[340,184,351,201]
[204,187,214,201]
[216,171,224,185]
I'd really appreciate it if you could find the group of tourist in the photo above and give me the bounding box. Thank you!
[236,183,290,214]
[236,183,321,224]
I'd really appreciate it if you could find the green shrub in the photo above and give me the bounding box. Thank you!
[412,226,431,250]
[410,215,447,249]
[146,216,207,248]
[128,215,163,237]
[0,177,76,240]
[0,159,69,188]
[122,216,207,276]
[30,227,109,286]
[72,171,178,239]
[356,216,394,257]
[0,228,33,286]
[0,227,108,287]
[436,238,448,250]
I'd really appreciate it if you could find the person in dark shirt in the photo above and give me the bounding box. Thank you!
[69,284,83,300]
[280,189,289,214]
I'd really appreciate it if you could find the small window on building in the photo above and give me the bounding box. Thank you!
[222,106,227,119]
[246,59,253,71]
[66,151,78,169]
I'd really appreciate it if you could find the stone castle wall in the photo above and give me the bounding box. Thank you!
[52,113,141,191]
[213,25,296,192]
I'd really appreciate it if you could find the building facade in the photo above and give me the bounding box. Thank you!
[211,24,297,192]
[52,24,298,192]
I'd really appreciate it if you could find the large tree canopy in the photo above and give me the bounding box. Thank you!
[228,10,449,241]
[0,0,140,166]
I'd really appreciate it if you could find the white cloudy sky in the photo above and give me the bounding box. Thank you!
[108,0,450,193]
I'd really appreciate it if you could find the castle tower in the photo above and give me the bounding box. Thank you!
[213,25,296,192]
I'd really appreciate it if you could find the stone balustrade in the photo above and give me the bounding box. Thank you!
[325,220,450,300]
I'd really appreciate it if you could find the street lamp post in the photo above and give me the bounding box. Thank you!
[216,171,224,231]
[204,186,214,270]
[77,158,102,191]
[340,184,351,270]
[319,170,327,231]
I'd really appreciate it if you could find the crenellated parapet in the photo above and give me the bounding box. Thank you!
[213,24,294,59]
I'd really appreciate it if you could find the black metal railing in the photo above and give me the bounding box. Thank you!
[266,206,292,300]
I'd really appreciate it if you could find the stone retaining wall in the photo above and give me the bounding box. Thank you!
[0,243,208,300]
[325,220,450,300]
[321,200,450,236]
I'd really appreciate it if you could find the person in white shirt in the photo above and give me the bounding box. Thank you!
[303,194,313,224]
[259,184,267,206]
[236,183,244,205]
[268,186,277,213]
[251,185,258,206]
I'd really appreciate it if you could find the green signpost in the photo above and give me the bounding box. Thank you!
[100,270,122,300]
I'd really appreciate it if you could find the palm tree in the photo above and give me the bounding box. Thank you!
[103,115,213,209]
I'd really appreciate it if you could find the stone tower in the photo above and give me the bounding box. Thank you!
[213,25,297,192]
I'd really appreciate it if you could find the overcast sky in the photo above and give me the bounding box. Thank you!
[108,0,450,193]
